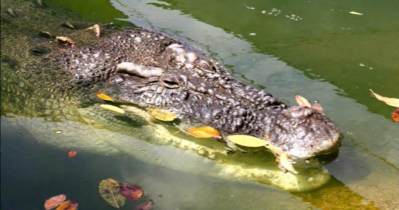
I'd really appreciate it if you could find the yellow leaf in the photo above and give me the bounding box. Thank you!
[100,104,125,115]
[186,126,221,138]
[226,135,267,148]
[295,95,311,107]
[96,92,113,101]
[147,108,177,122]
[370,89,399,108]
[98,178,126,208]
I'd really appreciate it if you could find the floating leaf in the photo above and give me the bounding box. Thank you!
[119,183,144,201]
[295,95,311,107]
[98,178,126,208]
[370,89,399,108]
[349,11,363,15]
[100,104,125,115]
[67,150,77,158]
[96,92,113,101]
[392,108,399,123]
[186,126,221,139]
[136,200,154,210]
[44,194,66,210]
[147,108,177,122]
[226,135,267,147]
[55,200,78,210]
[56,36,75,46]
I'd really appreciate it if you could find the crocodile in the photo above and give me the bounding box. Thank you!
[1,0,340,191]
[50,27,341,172]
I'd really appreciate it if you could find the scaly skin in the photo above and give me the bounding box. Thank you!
[54,28,341,165]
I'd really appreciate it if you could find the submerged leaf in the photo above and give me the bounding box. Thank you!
[55,200,78,210]
[186,126,221,139]
[370,89,399,107]
[392,108,399,123]
[98,178,126,208]
[44,194,67,210]
[295,95,312,107]
[226,135,267,147]
[119,183,144,201]
[96,92,113,101]
[100,104,126,115]
[147,108,177,122]
[67,150,77,158]
[136,200,154,210]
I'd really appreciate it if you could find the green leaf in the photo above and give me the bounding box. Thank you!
[225,135,267,147]
[98,178,126,208]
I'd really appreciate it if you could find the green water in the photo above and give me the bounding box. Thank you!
[1,0,399,209]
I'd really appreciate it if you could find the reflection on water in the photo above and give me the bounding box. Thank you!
[2,117,318,210]
[1,0,399,209]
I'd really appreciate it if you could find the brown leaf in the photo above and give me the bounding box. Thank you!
[44,194,66,210]
[370,89,399,108]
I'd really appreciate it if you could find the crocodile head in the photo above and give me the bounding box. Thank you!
[266,105,340,161]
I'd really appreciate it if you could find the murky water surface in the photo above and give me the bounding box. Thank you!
[1,0,398,209]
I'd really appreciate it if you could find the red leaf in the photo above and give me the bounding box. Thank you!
[392,108,399,123]
[67,150,77,158]
[119,183,144,201]
[136,200,154,210]
[44,194,66,210]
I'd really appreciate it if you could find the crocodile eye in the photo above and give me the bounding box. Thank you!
[161,74,181,89]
